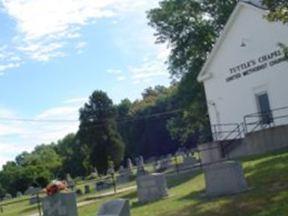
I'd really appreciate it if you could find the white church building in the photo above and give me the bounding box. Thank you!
[198,0,288,143]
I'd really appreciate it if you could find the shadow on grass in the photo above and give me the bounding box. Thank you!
[244,152,288,188]
[166,170,201,189]
[119,191,137,200]
[177,190,205,202]
[166,151,288,216]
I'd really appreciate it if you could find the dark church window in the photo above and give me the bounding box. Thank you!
[256,92,273,125]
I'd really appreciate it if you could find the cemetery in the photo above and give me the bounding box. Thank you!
[0,1,287,216]
[0,149,288,215]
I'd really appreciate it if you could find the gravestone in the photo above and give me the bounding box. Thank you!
[155,157,172,172]
[204,160,248,197]
[84,185,90,194]
[136,173,168,203]
[30,195,41,205]
[25,186,42,197]
[91,167,99,179]
[97,199,130,216]
[117,166,130,184]
[66,174,75,190]
[182,156,198,169]
[96,181,111,191]
[42,192,78,216]
[16,191,23,198]
[198,142,223,165]
[166,154,173,167]
[3,193,12,200]
[25,186,42,196]
[127,158,133,173]
[154,160,161,172]
[136,156,146,176]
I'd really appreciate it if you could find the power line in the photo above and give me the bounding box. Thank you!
[0,117,77,123]
[0,109,183,125]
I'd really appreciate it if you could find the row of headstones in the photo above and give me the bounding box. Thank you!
[1,187,40,201]
[41,159,248,216]
[41,172,168,216]
[153,152,200,172]
[1,187,41,202]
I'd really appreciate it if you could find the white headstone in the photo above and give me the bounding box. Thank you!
[97,199,130,216]
[198,142,224,165]
[136,173,168,203]
[66,174,75,190]
[204,161,248,197]
[127,158,133,170]
[136,156,146,176]
[16,191,23,198]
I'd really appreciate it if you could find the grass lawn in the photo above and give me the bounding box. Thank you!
[78,150,288,216]
[1,149,288,216]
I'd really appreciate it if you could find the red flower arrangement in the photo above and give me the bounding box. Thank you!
[44,181,68,196]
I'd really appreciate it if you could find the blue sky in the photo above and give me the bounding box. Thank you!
[0,0,170,167]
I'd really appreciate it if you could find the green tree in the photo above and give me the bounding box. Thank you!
[78,91,125,174]
[148,0,237,144]
[264,0,288,23]
[55,133,87,177]
[117,86,179,158]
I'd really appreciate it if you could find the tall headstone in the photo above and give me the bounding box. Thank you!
[97,199,130,216]
[136,173,168,203]
[204,160,248,197]
[136,156,146,176]
[126,158,133,175]
[91,167,99,179]
[154,160,161,172]
[42,192,78,216]
[66,173,75,191]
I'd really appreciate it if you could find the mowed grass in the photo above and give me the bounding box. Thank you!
[78,150,288,216]
[2,149,288,216]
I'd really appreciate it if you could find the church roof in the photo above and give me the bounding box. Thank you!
[197,1,267,82]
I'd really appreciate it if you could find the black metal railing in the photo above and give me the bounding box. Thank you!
[244,106,288,134]
[212,123,243,141]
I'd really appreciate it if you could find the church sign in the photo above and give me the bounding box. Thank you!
[226,49,287,82]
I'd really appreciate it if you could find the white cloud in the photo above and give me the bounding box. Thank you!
[0,97,85,167]
[128,44,170,84]
[75,41,87,54]
[107,69,127,81]
[63,97,87,105]
[0,45,23,73]
[117,75,127,81]
[2,0,116,40]
[0,0,159,73]
[0,62,21,72]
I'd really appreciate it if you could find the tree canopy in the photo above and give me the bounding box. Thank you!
[264,0,288,23]
[78,91,125,174]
